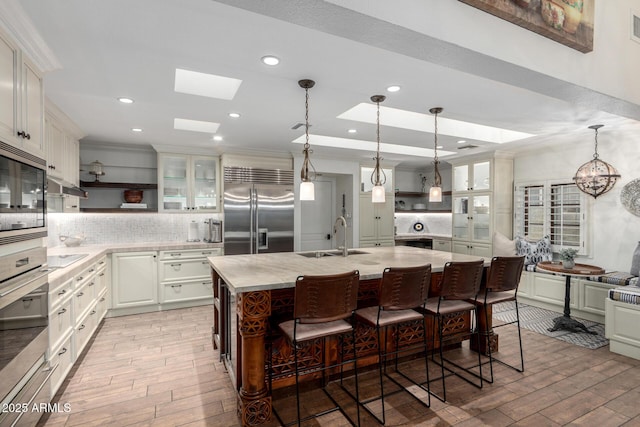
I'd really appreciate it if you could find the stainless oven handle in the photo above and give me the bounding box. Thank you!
[0,270,48,298]
[10,363,59,427]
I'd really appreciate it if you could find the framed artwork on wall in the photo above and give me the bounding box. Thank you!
[459,0,594,53]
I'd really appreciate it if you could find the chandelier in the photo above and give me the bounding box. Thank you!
[370,95,386,203]
[573,125,620,199]
[429,107,443,203]
[298,79,316,201]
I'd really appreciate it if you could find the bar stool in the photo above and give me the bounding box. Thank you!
[469,256,525,383]
[354,264,432,424]
[424,259,484,402]
[274,270,361,427]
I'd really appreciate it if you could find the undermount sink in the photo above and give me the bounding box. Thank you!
[298,249,370,258]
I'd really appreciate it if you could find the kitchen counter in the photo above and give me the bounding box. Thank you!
[208,245,478,293]
[47,241,223,285]
[209,246,490,426]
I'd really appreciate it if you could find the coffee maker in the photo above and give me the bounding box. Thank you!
[204,219,222,243]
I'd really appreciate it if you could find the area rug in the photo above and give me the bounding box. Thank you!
[492,301,608,350]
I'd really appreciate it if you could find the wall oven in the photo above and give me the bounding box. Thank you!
[0,142,53,426]
[0,141,47,244]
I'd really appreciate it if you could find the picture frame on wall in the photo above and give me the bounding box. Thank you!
[458,0,594,53]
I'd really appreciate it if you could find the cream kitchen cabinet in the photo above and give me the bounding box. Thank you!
[111,252,158,311]
[432,238,452,252]
[452,193,491,246]
[450,154,513,257]
[48,277,74,397]
[452,240,492,258]
[47,256,105,396]
[518,271,615,324]
[359,193,395,247]
[45,100,83,183]
[0,28,44,157]
[73,261,101,358]
[111,248,220,316]
[158,154,220,212]
[159,248,220,304]
[453,160,491,192]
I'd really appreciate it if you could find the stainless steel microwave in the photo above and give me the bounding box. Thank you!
[0,141,47,246]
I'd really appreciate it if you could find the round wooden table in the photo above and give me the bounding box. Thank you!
[536,261,605,334]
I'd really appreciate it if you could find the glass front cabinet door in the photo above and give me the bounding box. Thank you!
[452,196,470,240]
[191,156,218,210]
[453,161,490,192]
[452,194,491,242]
[159,154,219,212]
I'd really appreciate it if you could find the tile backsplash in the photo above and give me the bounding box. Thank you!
[47,213,223,247]
[394,212,452,236]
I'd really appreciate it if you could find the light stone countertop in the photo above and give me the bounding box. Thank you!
[47,241,223,286]
[208,246,485,294]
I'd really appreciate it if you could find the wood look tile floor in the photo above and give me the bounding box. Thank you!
[39,306,640,427]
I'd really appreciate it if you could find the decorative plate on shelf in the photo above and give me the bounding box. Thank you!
[621,178,640,217]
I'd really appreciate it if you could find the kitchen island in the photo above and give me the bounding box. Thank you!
[208,246,489,426]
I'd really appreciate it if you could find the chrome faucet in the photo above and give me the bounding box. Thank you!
[333,216,348,257]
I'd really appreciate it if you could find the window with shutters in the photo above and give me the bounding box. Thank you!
[515,181,588,254]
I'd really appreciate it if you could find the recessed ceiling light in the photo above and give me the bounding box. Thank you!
[228,113,241,118]
[386,85,401,93]
[292,134,455,158]
[131,128,143,132]
[261,55,280,66]
[457,140,467,144]
[213,135,223,141]
[118,97,134,104]
[437,145,443,149]
[174,118,220,134]
[348,129,357,134]
[338,103,535,144]
[174,68,242,100]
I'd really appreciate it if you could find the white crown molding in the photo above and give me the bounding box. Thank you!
[0,0,61,72]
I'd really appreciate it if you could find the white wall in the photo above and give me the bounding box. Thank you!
[514,130,639,272]
[293,155,361,250]
[328,0,640,107]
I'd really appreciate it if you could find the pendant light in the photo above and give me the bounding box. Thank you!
[299,79,316,201]
[429,107,443,203]
[573,125,620,199]
[370,95,386,203]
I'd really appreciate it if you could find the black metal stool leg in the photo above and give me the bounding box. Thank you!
[294,341,301,427]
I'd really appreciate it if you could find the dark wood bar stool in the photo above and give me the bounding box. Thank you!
[424,259,484,402]
[469,256,525,383]
[353,264,432,424]
[274,270,361,427]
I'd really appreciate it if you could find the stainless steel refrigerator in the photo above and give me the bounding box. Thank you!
[223,167,294,255]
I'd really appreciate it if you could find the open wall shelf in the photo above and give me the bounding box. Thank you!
[80,181,158,190]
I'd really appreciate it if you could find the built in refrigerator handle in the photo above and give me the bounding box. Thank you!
[258,228,268,250]
[251,188,257,254]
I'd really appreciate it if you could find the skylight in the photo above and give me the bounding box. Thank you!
[338,103,534,144]
[174,69,242,100]
[174,118,220,134]
[291,134,455,158]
